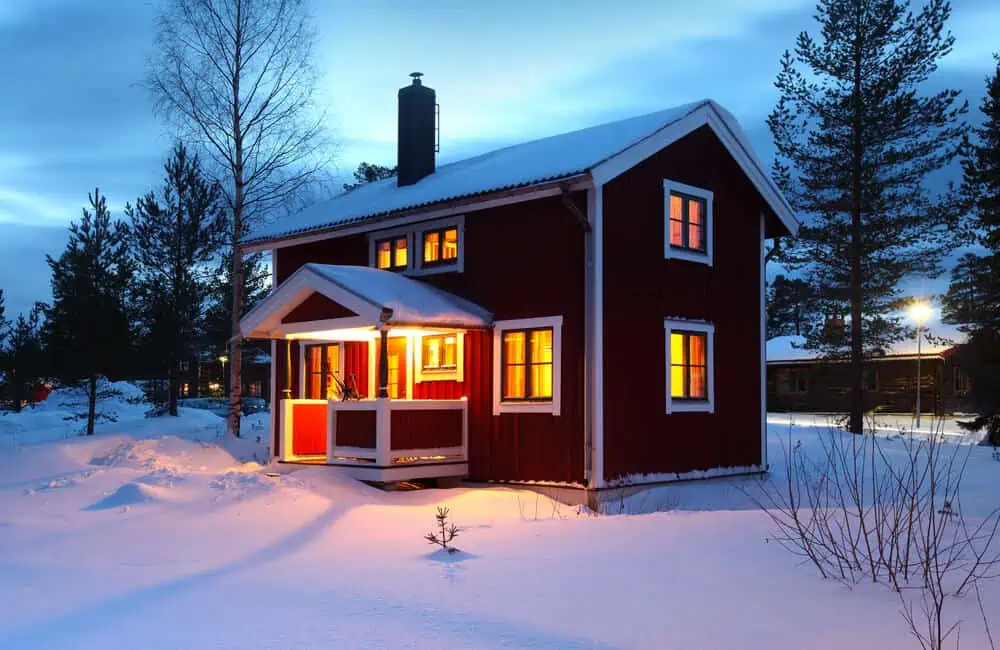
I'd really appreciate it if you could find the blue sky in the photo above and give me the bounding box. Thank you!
[1,0,998,322]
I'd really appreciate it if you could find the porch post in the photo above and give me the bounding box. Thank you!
[378,327,389,398]
[283,339,292,399]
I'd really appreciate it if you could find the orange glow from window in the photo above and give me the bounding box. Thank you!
[502,328,553,401]
[376,240,392,269]
[670,331,707,399]
[422,334,457,371]
[394,237,407,268]
[668,192,707,253]
[442,228,458,260]
[423,231,440,263]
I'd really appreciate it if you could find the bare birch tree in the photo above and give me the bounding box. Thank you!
[149,0,333,436]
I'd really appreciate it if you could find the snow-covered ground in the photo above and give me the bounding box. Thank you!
[767,411,989,445]
[0,387,997,649]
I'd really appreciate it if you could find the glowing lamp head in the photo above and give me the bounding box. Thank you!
[218,355,229,363]
[909,301,933,327]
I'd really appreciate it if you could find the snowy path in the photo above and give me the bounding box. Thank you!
[0,395,997,648]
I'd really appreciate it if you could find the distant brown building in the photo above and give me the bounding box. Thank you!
[178,349,271,403]
[766,336,972,415]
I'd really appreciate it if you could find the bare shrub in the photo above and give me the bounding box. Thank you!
[746,422,1000,649]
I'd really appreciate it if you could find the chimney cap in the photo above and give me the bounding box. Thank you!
[409,72,423,85]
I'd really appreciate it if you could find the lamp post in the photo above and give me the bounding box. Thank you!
[219,355,229,399]
[908,301,933,429]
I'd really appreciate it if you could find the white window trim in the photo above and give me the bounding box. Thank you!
[664,319,715,414]
[367,225,413,272]
[492,315,563,416]
[663,179,713,267]
[414,332,464,383]
[366,215,465,276]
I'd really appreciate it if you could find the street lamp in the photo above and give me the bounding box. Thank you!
[218,355,229,399]
[908,301,933,429]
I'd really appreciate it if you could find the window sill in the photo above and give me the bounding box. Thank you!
[416,368,461,383]
[665,246,712,266]
[667,399,714,414]
[495,401,558,415]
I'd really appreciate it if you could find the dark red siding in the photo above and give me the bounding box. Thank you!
[390,409,464,450]
[344,341,369,398]
[270,194,587,483]
[602,126,764,480]
[291,402,327,456]
[335,410,377,448]
[283,292,357,323]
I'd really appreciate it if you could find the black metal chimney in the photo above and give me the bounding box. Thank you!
[397,72,436,186]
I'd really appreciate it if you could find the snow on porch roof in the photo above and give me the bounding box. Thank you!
[240,263,493,338]
[245,99,797,245]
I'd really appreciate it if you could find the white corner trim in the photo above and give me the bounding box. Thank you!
[591,185,605,489]
[492,315,563,416]
[664,319,715,414]
[269,339,277,460]
[663,179,713,267]
[759,211,767,469]
[589,102,797,237]
[414,332,465,383]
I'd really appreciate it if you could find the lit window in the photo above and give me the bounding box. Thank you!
[304,343,341,399]
[665,320,714,413]
[670,331,708,400]
[664,180,713,265]
[422,227,459,266]
[669,193,706,252]
[493,316,562,414]
[421,335,458,371]
[375,237,407,271]
[502,328,553,401]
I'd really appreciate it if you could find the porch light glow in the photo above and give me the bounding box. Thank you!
[218,355,228,363]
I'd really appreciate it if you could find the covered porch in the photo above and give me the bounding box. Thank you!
[241,263,492,483]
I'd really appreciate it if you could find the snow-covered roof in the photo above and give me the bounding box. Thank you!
[766,334,954,363]
[240,263,492,338]
[246,99,797,245]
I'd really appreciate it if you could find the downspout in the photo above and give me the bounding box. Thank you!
[560,182,594,487]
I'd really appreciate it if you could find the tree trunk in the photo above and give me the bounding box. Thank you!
[228,7,245,439]
[87,374,97,436]
[168,360,179,417]
[848,18,865,435]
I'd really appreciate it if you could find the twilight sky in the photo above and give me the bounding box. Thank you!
[1,0,998,321]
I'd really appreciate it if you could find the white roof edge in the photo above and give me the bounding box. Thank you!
[590,100,799,237]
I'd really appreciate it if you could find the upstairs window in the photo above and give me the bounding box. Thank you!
[663,179,713,266]
[375,236,408,271]
[422,227,459,267]
[665,319,715,413]
[669,193,706,252]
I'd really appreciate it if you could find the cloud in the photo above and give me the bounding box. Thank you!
[0,223,68,318]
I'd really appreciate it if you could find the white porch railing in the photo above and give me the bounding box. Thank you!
[279,398,468,467]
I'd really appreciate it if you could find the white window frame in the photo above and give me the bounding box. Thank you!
[664,319,715,414]
[492,315,562,416]
[414,332,464,383]
[663,179,713,266]
[367,226,412,272]
[299,341,347,400]
[367,215,465,276]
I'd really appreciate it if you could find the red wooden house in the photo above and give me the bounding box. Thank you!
[240,73,798,493]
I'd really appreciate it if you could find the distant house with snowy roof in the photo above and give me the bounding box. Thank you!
[766,335,972,415]
[238,73,798,493]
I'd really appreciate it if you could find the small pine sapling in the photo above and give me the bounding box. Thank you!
[425,506,461,554]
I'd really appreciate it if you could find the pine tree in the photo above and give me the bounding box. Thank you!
[767,275,817,339]
[45,189,134,435]
[768,0,967,433]
[3,305,45,412]
[942,54,1000,444]
[128,143,225,416]
[343,162,397,192]
[0,289,9,404]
